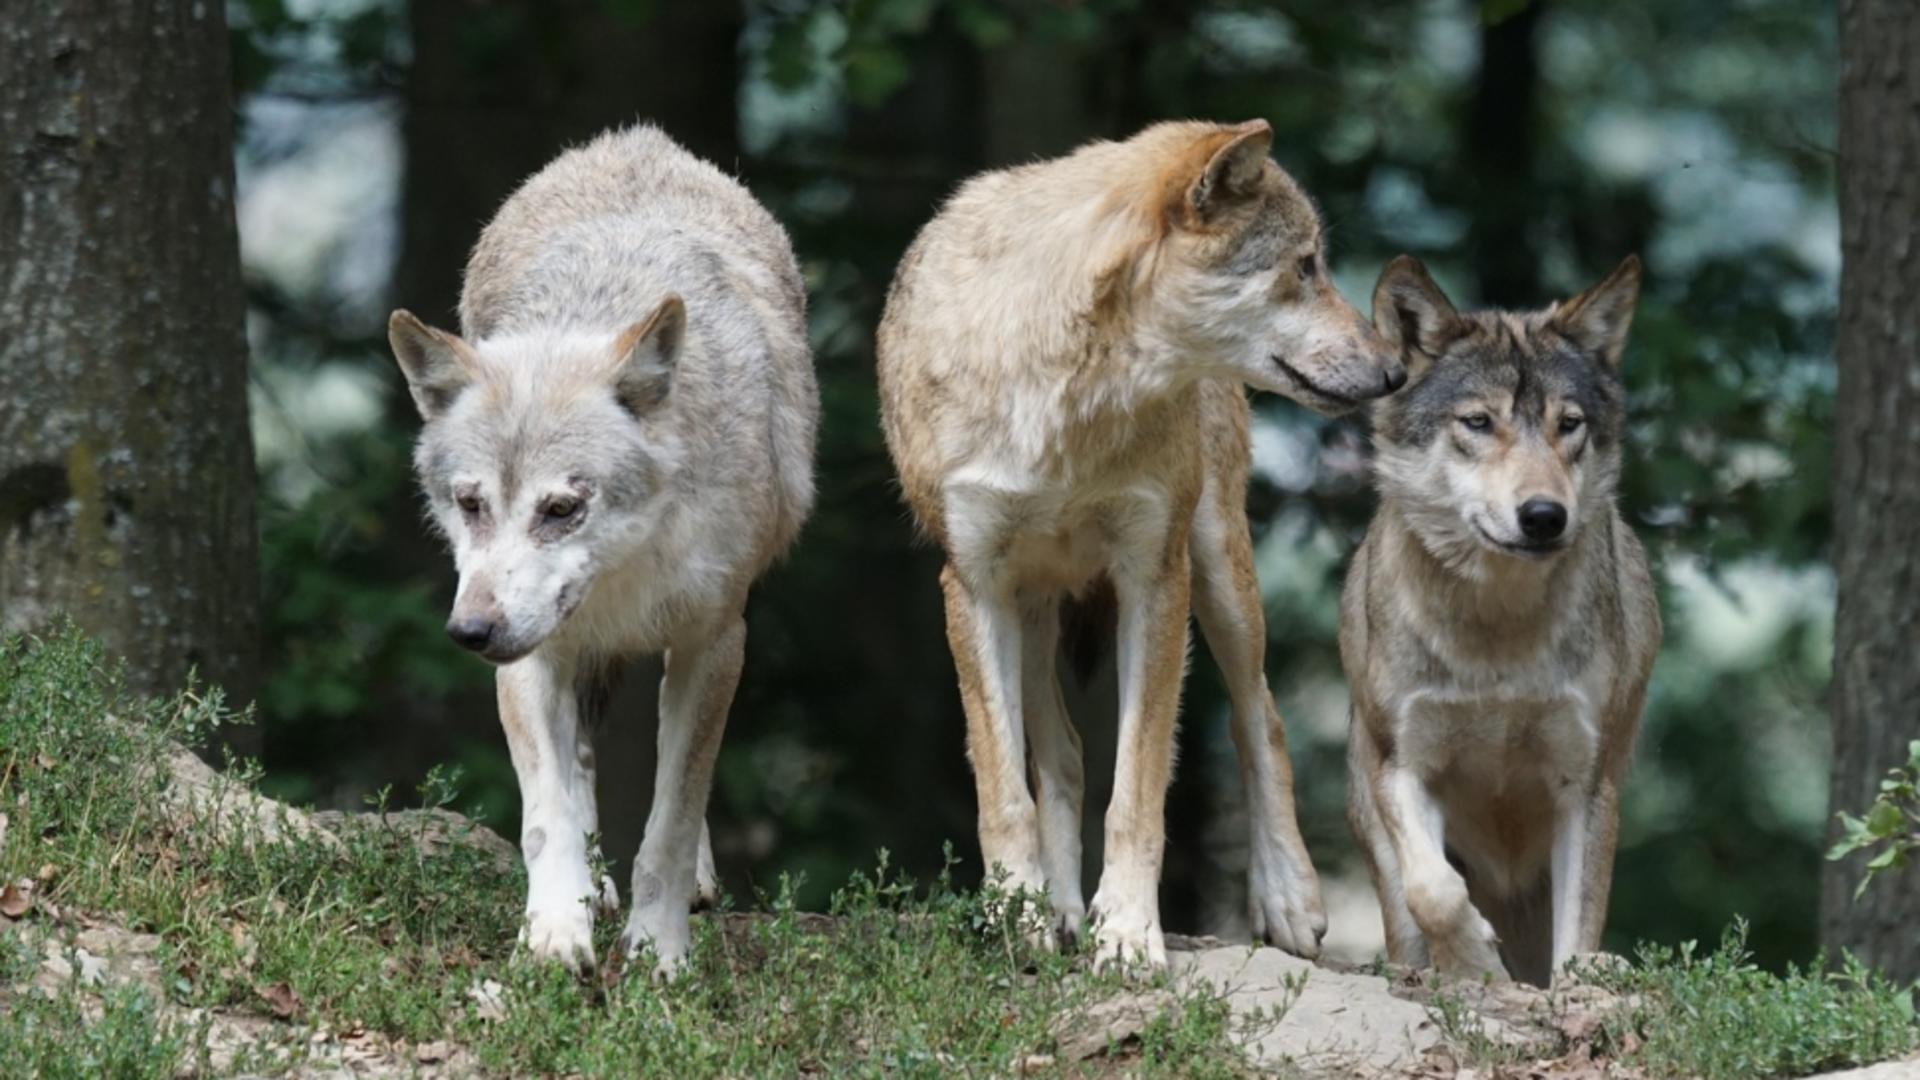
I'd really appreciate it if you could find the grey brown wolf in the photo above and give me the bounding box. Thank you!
[387,125,818,976]
[877,119,1407,967]
[1342,255,1659,986]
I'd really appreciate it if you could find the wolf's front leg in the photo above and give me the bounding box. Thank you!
[498,657,604,972]
[623,613,745,978]
[1551,778,1621,982]
[1549,786,1591,977]
[940,563,1050,920]
[1190,488,1326,958]
[1090,524,1190,971]
[1376,767,1507,981]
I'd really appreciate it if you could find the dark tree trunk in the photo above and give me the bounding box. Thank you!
[1465,2,1544,306]
[1821,0,1920,983]
[0,0,260,709]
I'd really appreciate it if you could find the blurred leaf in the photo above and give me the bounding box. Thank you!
[841,42,911,107]
[951,2,1015,49]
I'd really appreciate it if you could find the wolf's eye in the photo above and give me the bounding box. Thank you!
[1458,413,1493,432]
[455,493,483,516]
[1297,253,1318,280]
[541,496,581,523]
[1558,414,1585,435]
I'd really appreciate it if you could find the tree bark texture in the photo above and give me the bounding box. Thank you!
[1465,1,1543,306]
[1822,0,1920,984]
[0,0,260,708]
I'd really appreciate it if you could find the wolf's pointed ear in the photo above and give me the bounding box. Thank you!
[612,294,685,416]
[1371,255,1458,373]
[1550,255,1641,368]
[1186,119,1272,219]
[388,310,478,421]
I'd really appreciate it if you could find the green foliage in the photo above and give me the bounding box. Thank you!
[1587,923,1919,1080]
[258,432,482,727]
[1828,739,1920,899]
[0,627,1258,1075]
[0,983,209,1080]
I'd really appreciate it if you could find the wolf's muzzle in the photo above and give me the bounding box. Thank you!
[1517,498,1569,543]
[447,615,500,654]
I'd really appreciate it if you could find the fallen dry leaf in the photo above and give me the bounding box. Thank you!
[0,879,33,918]
[415,1040,454,1064]
[259,980,303,1020]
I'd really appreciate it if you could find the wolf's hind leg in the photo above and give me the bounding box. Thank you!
[498,657,603,972]
[623,613,746,979]
[1021,594,1086,945]
[1191,479,1327,959]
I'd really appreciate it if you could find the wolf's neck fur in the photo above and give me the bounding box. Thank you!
[1379,497,1602,640]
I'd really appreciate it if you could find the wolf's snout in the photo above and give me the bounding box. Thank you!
[446,615,499,653]
[1517,498,1568,542]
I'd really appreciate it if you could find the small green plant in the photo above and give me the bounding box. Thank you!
[0,981,207,1079]
[1589,921,1919,1080]
[1425,980,1553,1068]
[1828,739,1920,899]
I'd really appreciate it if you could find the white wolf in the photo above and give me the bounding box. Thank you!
[387,125,818,977]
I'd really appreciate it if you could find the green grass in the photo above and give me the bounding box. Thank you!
[0,625,1251,1077]
[4,623,1916,1079]
[1585,924,1918,1080]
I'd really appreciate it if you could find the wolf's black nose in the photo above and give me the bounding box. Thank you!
[1517,499,1568,541]
[446,616,498,652]
[1383,363,1408,393]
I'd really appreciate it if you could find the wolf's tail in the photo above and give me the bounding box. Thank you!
[1060,576,1118,686]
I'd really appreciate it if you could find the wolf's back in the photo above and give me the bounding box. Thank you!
[460,125,804,339]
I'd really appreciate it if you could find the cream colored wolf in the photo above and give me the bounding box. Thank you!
[877,120,1407,967]
[1342,255,1659,986]
[387,126,817,976]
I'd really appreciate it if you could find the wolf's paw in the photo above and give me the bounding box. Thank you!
[520,906,596,973]
[1248,856,1328,960]
[1089,902,1166,973]
[596,874,621,915]
[1051,901,1088,951]
[980,859,1054,950]
[621,902,693,982]
[1431,915,1509,983]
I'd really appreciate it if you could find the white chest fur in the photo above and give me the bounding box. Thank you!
[942,466,1176,595]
